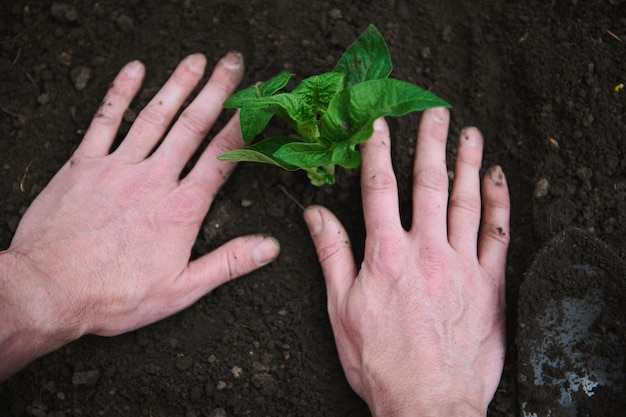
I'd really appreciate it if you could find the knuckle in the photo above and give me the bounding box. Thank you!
[417,236,446,277]
[482,222,511,246]
[210,126,244,157]
[125,172,160,197]
[413,167,449,193]
[225,250,236,279]
[317,238,350,267]
[157,187,202,225]
[223,244,245,279]
[91,102,119,127]
[365,232,406,278]
[448,191,482,215]
[209,68,239,96]
[176,109,210,138]
[362,170,397,194]
[489,194,511,211]
[136,102,169,130]
[211,78,235,97]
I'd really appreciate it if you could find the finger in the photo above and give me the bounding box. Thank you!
[304,205,357,310]
[183,113,243,211]
[478,166,510,279]
[152,51,244,174]
[115,53,207,162]
[447,127,484,256]
[76,60,145,157]
[360,118,401,231]
[178,235,280,305]
[410,107,450,238]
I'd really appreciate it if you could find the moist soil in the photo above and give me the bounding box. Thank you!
[1,1,625,416]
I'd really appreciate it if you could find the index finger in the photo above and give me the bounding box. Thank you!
[360,118,401,232]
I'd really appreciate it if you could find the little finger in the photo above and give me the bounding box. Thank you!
[76,60,145,158]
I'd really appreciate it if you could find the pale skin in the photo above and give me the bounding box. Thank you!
[0,52,281,380]
[0,53,510,417]
[304,113,510,417]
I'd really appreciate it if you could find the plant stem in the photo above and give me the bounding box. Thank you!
[305,164,336,186]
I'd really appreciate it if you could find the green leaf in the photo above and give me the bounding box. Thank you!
[217,136,300,170]
[224,72,296,142]
[224,71,294,108]
[250,93,317,140]
[233,93,311,143]
[292,72,345,116]
[329,142,362,168]
[334,24,392,88]
[262,94,312,124]
[238,105,276,143]
[273,140,333,168]
[320,78,451,145]
[218,24,453,187]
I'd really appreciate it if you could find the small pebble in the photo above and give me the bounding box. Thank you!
[175,356,194,371]
[442,25,453,42]
[582,112,594,127]
[576,166,592,181]
[72,369,100,386]
[57,51,71,66]
[70,66,91,91]
[231,366,243,378]
[50,3,78,23]
[115,14,134,32]
[208,409,227,417]
[37,93,50,105]
[328,8,342,20]
[534,178,550,198]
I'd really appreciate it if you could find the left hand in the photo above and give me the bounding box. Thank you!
[1,52,279,380]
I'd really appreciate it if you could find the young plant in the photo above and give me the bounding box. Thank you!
[219,24,451,186]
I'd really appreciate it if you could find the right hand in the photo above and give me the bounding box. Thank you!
[304,109,510,417]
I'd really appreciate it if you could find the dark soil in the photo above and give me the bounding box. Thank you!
[1,1,625,416]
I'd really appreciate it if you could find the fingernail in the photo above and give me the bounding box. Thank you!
[460,127,482,148]
[429,107,448,123]
[252,237,280,266]
[123,60,144,78]
[221,51,243,70]
[488,165,505,186]
[304,207,323,236]
[185,53,206,74]
[373,117,386,131]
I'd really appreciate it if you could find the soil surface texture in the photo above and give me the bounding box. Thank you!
[1,1,625,417]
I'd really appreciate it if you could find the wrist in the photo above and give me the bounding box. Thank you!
[0,249,84,381]
[363,381,486,417]
[369,400,485,417]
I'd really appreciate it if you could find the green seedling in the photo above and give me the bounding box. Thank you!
[219,24,451,186]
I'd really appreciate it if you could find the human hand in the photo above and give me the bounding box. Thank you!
[0,53,279,380]
[304,109,510,417]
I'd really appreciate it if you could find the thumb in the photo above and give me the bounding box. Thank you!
[304,205,357,307]
[187,235,280,294]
